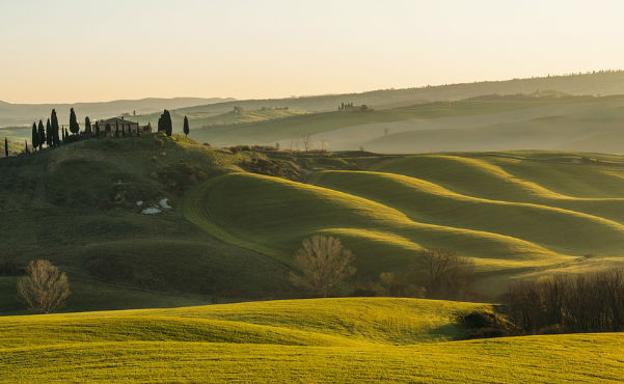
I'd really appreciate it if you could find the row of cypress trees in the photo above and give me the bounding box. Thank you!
[31,109,64,151]
[4,108,191,159]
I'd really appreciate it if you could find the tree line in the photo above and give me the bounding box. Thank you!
[505,270,624,333]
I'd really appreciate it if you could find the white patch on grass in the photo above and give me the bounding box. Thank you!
[159,198,172,209]
[141,207,162,215]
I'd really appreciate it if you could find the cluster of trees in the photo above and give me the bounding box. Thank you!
[31,109,63,151]
[338,102,370,112]
[372,248,475,299]
[288,236,475,300]
[505,270,624,333]
[157,110,191,138]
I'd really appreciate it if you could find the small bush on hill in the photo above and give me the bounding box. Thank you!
[458,309,517,339]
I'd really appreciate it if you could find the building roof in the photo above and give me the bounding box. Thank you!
[98,117,139,125]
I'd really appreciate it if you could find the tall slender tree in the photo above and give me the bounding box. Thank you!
[24,139,29,154]
[51,109,60,146]
[4,137,8,157]
[37,121,45,150]
[183,116,190,137]
[31,123,39,151]
[69,108,80,135]
[45,119,52,147]
[85,117,92,135]
[94,121,100,137]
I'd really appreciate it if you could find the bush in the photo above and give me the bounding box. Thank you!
[458,309,516,339]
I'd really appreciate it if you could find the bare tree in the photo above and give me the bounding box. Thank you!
[17,260,70,313]
[302,134,312,152]
[289,236,356,297]
[419,248,475,299]
[506,269,624,333]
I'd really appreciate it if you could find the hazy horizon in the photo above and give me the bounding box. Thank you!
[2,0,624,104]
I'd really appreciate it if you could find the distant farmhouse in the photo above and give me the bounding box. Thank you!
[96,117,152,136]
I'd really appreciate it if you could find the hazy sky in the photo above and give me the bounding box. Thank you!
[1,0,624,103]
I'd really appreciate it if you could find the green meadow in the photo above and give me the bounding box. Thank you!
[1,298,622,383]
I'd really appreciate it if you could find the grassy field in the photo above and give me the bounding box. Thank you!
[0,297,622,383]
[2,135,624,312]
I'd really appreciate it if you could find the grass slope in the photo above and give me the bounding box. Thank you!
[0,298,622,383]
[3,135,624,311]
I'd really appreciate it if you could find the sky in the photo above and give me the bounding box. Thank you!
[1,0,624,103]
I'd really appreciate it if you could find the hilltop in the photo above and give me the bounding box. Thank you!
[0,297,622,383]
[2,135,624,313]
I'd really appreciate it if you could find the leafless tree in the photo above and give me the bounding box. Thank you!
[505,269,624,333]
[17,260,70,313]
[419,248,475,299]
[302,134,312,152]
[289,236,356,297]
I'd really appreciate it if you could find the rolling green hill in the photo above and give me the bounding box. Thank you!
[2,135,624,313]
[0,298,622,383]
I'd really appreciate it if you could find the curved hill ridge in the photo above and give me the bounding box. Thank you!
[309,170,624,255]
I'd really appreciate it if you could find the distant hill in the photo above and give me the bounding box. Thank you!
[166,71,624,119]
[0,97,233,127]
[185,93,624,153]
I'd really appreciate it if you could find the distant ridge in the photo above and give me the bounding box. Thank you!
[0,97,234,127]
[175,70,624,115]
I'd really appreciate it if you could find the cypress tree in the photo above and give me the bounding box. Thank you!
[69,108,80,135]
[51,109,60,146]
[163,110,172,136]
[37,120,45,150]
[95,121,100,137]
[31,123,39,150]
[85,117,92,135]
[4,137,8,158]
[183,116,190,137]
[46,119,52,147]
[25,139,29,154]
[157,110,173,136]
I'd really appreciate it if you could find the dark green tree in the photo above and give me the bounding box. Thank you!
[51,109,60,146]
[4,137,8,157]
[24,139,29,154]
[183,116,190,137]
[94,121,100,137]
[158,110,173,136]
[69,108,80,135]
[31,123,39,150]
[37,120,45,150]
[45,119,52,147]
[85,117,92,135]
